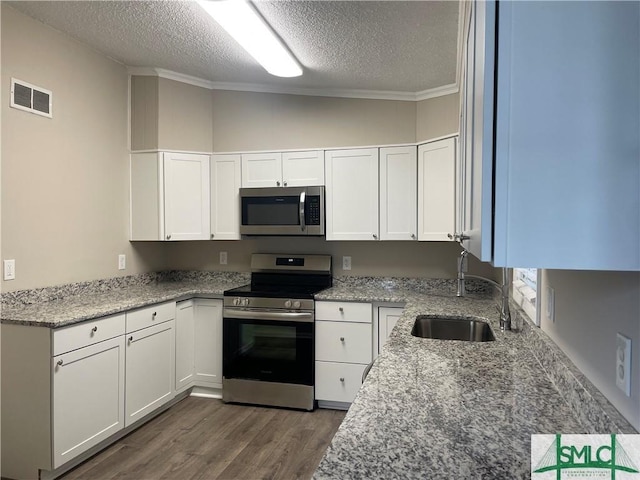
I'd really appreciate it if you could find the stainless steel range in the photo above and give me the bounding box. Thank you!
[222,253,332,411]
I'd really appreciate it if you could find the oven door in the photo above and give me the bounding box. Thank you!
[223,308,314,386]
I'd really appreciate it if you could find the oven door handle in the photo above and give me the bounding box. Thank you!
[224,309,314,323]
[299,190,306,232]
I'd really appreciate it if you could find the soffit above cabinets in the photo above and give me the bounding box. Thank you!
[7,1,461,101]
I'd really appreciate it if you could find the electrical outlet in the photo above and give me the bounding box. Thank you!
[616,333,631,396]
[342,256,352,271]
[220,251,228,265]
[546,286,555,323]
[3,259,15,281]
[118,254,126,270]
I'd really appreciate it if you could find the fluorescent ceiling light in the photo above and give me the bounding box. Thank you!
[198,0,303,78]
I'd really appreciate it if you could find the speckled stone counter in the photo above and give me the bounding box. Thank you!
[0,272,249,328]
[313,278,636,480]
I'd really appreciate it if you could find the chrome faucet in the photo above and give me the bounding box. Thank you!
[456,249,512,331]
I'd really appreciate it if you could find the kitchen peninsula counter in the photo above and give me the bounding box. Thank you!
[313,277,636,480]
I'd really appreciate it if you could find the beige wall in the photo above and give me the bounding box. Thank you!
[416,93,460,142]
[1,6,165,292]
[165,238,497,280]
[211,90,417,152]
[158,78,213,152]
[540,270,640,430]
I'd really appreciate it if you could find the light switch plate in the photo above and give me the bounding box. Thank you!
[616,333,631,396]
[220,251,228,265]
[546,286,555,323]
[342,256,352,271]
[3,259,15,281]
[118,254,126,270]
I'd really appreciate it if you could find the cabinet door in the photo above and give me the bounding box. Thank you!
[194,299,223,387]
[281,150,324,187]
[492,1,639,270]
[211,154,241,240]
[380,146,417,241]
[325,148,379,241]
[125,321,175,427]
[163,153,211,241]
[175,301,195,393]
[52,336,125,468]
[418,137,457,241]
[378,307,403,353]
[315,361,367,403]
[241,152,282,188]
[459,0,495,261]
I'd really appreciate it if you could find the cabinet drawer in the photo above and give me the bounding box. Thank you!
[315,361,367,403]
[53,313,125,356]
[315,301,371,323]
[126,301,176,333]
[316,321,372,364]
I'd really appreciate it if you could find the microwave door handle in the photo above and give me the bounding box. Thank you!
[299,191,306,232]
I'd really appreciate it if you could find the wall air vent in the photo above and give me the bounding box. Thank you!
[10,78,52,118]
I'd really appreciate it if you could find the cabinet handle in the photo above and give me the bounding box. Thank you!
[166,234,172,240]
[211,233,215,239]
[338,307,344,313]
[91,326,98,333]
[447,233,470,242]
[340,337,345,342]
[411,233,416,239]
[339,377,345,382]
[276,181,281,187]
[152,312,157,319]
[128,336,133,343]
[373,233,378,239]
[56,359,64,367]
[283,181,288,187]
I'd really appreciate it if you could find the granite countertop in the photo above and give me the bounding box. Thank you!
[0,276,249,328]
[313,280,587,480]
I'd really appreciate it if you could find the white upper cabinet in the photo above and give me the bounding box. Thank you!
[130,152,211,241]
[211,154,241,240]
[241,150,324,188]
[281,150,324,187]
[458,0,495,261]
[418,137,457,241]
[460,0,639,270]
[379,146,417,241]
[325,148,379,241]
[241,152,282,188]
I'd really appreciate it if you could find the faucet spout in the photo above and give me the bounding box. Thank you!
[455,249,512,331]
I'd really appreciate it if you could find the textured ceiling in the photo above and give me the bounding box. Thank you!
[8,1,460,98]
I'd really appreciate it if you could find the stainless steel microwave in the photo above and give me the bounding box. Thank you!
[239,186,325,236]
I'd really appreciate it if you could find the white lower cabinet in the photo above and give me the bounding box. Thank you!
[125,319,176,427]
[175,300,196,392]
[315,301,372,407]
[52,321,125,469]
[175,298,223,393]
[377,306,404,357]
[194,299,223,388]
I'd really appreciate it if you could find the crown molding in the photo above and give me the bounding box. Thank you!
[127,67,459,101]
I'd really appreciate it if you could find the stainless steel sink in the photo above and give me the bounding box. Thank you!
[411,316,495,342]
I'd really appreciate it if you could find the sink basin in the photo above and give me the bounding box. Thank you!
[411,316,495,342]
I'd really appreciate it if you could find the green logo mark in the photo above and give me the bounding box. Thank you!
[533,434,639,479]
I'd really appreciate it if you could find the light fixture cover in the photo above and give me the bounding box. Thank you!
[198,0,303,78]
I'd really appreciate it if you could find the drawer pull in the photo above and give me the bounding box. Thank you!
[339,377,345,382]
[56,359,64,367]
[152,312,157,319]
[340,337,345,342]
[338,307,344,313]
[128,336,133,343]
[91,326,98,333]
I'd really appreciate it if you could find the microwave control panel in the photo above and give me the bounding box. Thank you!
[306,196,321,225]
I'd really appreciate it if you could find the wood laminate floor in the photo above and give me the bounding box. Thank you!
[60,397,346,480]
